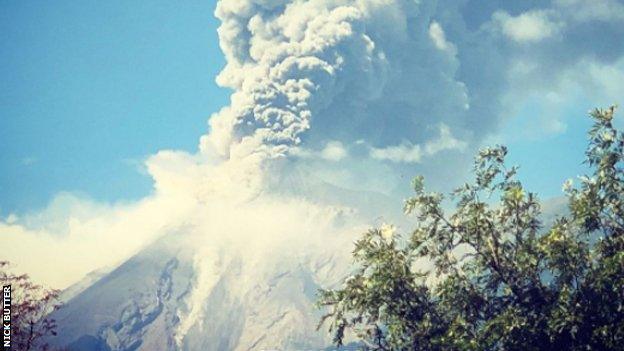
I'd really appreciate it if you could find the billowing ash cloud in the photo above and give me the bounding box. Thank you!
[201,0,491,167]
[127,0,486,207]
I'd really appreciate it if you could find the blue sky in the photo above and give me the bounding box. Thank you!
[1,0,623,217]
[0,0,227,214]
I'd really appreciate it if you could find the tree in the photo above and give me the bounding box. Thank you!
[0,261,62,351]
[317,106,624,350]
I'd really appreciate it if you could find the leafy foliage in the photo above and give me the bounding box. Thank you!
[0,261,62,351]
[317,107,624,350]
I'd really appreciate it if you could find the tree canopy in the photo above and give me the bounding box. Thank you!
[0,261,61,351]
[318,106,624,350]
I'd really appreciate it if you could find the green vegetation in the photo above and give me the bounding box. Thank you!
[318,107,624,350]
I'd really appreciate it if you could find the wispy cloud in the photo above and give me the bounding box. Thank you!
[291,141,348,162]
[370,124,467,163]
[492,10,563,43]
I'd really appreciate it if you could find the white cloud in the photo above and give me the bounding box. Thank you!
[429,21,456,54]
[424,124,468,155]
[492,10,562,42]
[370,124,466,163]
[370,143,424,163]
[4,213,18,224]
[499,54,624,140]
[484,0,624,139]
[583,58,624,105]
[0,192,196,288]
[320,141,348,161]
[291,140,348,162]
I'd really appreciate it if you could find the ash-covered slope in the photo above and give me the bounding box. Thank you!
[48,227,352,351]
[48,231,195,351]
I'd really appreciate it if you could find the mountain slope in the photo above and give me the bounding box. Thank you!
[47,176,403,351]
[48,229,351,351]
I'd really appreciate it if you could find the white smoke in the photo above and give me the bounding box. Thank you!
[168,196,363,348]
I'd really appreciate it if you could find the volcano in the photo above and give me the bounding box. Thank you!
[47,177,399,351]
[49,230,345,351]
